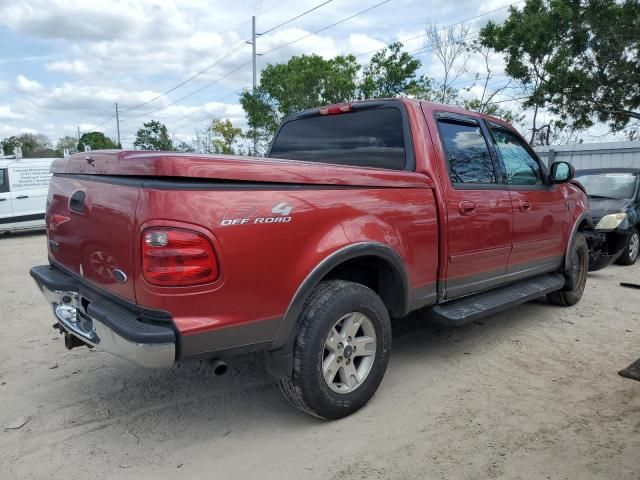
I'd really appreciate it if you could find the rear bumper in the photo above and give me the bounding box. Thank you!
[30,265,176,368]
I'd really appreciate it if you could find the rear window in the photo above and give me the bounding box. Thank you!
[269,107,407,170]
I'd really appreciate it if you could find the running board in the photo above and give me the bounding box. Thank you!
[431,273,565,327]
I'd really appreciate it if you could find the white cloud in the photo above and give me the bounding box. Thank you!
[46,59,89,75]
[0,0,193,41]
[0,105,25,120]
[15,74,44,93]
[0,0,622,146]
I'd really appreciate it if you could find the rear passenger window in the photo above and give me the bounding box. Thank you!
[0,169,8,193]
[491,128,543,186]
[437,120,497,184]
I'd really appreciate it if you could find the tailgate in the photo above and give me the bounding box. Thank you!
[47,175,140,303]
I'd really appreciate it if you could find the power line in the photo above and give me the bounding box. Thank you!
[118,0,335,119]
[121,1,393,125]
[260,0,333,35]
[81,108,116,134]
[261,0,393,56]
[120,60,252,123]
[354,1,523,58]
[121,42,249,115]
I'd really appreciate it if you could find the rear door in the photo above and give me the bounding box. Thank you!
[7,163,51,229]
[0,168,13,231]
[487,124,566,277]
[435,115,513,299]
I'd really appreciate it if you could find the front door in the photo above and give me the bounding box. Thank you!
[488,124,566,278]
[0,168,14,231]
[435,116,513,299]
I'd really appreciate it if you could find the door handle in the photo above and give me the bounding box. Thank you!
[16,195,29,199]
[0,198,6,202]
[519,200,531,211]
[458,200,477,216]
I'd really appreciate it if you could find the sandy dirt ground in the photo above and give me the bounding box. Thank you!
[0,231,639,480]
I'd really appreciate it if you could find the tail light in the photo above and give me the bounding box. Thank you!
[141,228,219,286]
[319,104,352,115]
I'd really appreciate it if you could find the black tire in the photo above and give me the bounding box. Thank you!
[277,280,392,419]
[616,228,639,266]
[547,232,589,306]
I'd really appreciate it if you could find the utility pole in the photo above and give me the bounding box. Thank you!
[115,102,121,148]
[251,15,257,155]
[77,126,81,141]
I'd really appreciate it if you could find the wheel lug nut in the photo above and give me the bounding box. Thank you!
[338,342,343,350]
[337,356,343,363]
[346,359,351,365]
[347,336,352,341]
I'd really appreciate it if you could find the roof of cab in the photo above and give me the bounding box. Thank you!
[284,97,513,129]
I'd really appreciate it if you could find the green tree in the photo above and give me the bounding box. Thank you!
[78,132,117,151]
[174,140,195,152]
[209,119,242,154]
[240,54,360,153]
[360,42,433,99]
[461,98,522,125]
[1,133,56,157]
[1,136,20,156]
[133,120,174,151]
[195,119,243,155]
[56,136,78,156]
[241,48,435,152]
[480,0,640,133]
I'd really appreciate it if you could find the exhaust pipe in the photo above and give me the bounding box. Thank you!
[209,358,228,376]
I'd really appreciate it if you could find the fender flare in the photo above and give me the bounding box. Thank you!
[564,212,592,271]
[265,242,410,378]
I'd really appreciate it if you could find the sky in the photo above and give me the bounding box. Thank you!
[0,0,615,149]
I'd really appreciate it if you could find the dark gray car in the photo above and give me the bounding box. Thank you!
[576,168,640,266]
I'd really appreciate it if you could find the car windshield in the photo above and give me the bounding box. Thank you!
[575,172,637,200]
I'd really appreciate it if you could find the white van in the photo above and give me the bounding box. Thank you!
[0,158,55,234]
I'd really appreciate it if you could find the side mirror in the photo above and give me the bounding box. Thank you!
[550,161,574,184]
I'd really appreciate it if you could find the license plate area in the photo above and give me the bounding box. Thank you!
[53,292,97,344]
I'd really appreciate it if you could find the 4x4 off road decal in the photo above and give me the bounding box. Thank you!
[221,202,294,226]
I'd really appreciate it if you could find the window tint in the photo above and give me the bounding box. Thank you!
[437,120,497,184]
[0,169,7,193]
[269,107,406,170]
[491,128,543,186]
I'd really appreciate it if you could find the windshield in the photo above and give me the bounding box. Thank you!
[575,172,637,200]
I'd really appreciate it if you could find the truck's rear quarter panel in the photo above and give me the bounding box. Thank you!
[135,186,438,357]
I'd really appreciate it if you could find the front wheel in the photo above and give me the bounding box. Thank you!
[278,280,392,419]
[547,232,589,306]
[616,228,639,266]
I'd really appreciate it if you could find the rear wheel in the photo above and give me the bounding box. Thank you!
[548,232,589,306]
[616,228,639,266]
[278,280,391,419]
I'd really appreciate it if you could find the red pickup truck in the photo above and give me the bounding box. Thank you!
[31,99,590,419]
